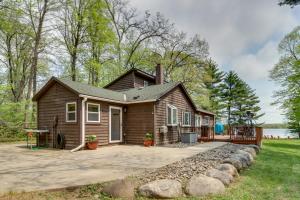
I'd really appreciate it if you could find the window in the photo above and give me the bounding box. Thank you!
[203,116,210,126]
[195,115,201,127]
[87,103,100,122]
[167,104,178,126]
[144,80,149,87]
[66,102,76,122]
[182,112,191,126]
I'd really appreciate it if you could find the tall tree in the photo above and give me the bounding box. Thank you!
[219,71,262,126]
[104,0,171,70]
[202,59,224,119]
[25,0,53,95]
[0,1,33,102]
[231,80,263,125]
[57,0,89,81]
[270,26,300,136]
[219,71,242,126]
[84,0,114,86]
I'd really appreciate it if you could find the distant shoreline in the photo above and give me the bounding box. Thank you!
[261,124,288,129]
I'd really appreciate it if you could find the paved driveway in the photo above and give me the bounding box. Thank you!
[0,142,226,194]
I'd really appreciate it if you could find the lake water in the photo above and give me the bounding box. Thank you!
[263,129,298,138]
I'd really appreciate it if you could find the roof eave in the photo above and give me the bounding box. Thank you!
[197,109,215,116]
[79,94,156,104]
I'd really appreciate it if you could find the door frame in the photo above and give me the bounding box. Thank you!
[109,106,123,143]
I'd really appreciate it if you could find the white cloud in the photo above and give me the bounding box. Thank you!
[129,0,300,123]
[130,0,299,65]
[231,41,279,80]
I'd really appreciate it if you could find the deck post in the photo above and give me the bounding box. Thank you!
[255,127,263,147]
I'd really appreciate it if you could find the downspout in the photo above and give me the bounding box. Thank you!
[71,97,88,152]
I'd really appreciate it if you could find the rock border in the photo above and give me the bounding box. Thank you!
[136,144,260,199]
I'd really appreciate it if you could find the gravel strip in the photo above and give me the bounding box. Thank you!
[135,143,245,185]
[157,142,201,148]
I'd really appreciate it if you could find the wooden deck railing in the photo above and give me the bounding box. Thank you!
[229,126,263,146]
[174,125,263,146]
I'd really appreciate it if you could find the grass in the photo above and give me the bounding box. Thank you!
[0,139,299,200]
[187,139,300,200]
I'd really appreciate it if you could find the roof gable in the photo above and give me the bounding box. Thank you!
[32,77,124,102]
[159,83,198,110]
[104,68,155,89]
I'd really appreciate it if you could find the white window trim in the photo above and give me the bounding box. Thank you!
[86,103,101,123]
[166,104,178,126]
[182,111,191,127]
[66,102,77,122]
[195,114,201,127]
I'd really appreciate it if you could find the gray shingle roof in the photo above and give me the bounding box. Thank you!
[58,78,125,102]
[124,82,179,102]
[33,76,214,115]
[57,78,178,103]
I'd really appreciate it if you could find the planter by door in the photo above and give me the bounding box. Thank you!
[109,106,122,143]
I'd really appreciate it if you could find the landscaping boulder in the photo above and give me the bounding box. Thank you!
[231,153,250,168]
[205,168,234,186]
[243,147,257,157]
[223,157,243,171]
[139,179,183,199]
[186,175,225,197]
[102,179,135,200]
[215,163,239,177]
[236,150,254,165]
[247,145,260,154]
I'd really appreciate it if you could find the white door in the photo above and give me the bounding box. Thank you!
[109,106,122,143]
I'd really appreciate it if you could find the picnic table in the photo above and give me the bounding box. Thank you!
[25,129,50,149]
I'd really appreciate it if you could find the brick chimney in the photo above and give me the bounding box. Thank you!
[155,64,164,85]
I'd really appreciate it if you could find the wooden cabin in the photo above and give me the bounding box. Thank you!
[32,64,215,150]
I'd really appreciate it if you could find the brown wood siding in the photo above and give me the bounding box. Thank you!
[106,71,155,91]
[154,87,195,145]
[124,103,154,144]
[85,100,124,146]
[105,72,135,91]
[134,75,155,88]
[38,82,81,149]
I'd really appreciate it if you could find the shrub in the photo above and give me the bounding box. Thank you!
[145,132,153,140]
[86,135,97,142]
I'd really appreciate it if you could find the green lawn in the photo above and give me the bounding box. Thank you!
[1,140,299,200]
[190,139,300,200]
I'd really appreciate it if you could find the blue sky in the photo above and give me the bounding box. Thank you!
[129,0,300,124]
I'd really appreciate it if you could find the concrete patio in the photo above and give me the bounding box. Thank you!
[0,142,226,195]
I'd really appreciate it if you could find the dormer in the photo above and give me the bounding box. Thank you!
[104,65,164,91]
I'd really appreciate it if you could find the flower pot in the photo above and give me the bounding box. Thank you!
[144,140,153,147]
[86,141,98,150]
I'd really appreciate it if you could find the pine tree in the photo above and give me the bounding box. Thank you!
[202,59,224,119]
[220,71,263,126]
[219,71,241,126]
[232,80,264,125]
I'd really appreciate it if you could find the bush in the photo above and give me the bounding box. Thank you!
[86,135,97,142]
[145,132,153,140]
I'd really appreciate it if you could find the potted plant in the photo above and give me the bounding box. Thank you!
[144,133,154,147]
[86,135,98,150]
